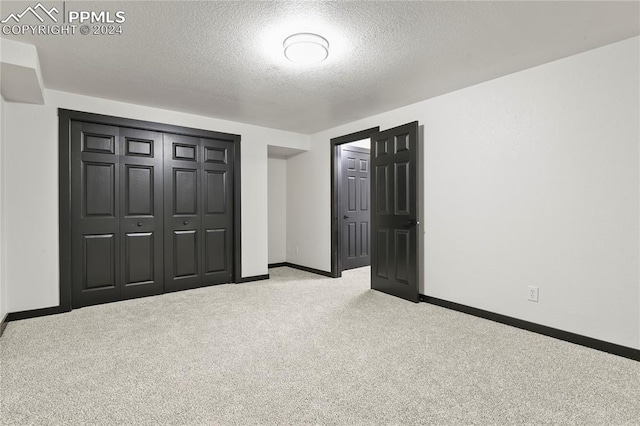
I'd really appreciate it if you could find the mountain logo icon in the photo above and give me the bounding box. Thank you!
[1,3,59,24]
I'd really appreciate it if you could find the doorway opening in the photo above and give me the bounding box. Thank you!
[331,122,422,303]
[330,127,379,278]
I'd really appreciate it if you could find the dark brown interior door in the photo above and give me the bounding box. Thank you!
[71,122,121,307]
[120,128,164,300]
[340,145,370,270]
[370,121,420,302]
[164,134,202,292]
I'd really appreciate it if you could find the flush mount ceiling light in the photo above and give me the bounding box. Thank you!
[283,33,329,64]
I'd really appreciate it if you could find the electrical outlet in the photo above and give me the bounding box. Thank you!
[527,286,539,302]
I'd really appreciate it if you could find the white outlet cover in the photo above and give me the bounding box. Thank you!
[528,286,539,302]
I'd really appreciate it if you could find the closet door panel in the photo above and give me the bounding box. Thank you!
[164,134,202,292]
[201,138,234,286]
[120,128,164,299]
[71,122,121,307]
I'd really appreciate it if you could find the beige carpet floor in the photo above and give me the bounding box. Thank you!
[1,266,639,425]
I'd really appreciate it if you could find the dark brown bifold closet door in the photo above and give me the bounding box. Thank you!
[71,120,235,308]
[71,122,164,307]
[163,134,235,292]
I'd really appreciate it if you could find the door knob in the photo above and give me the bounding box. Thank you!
[343,215,350,219]
[404,219,418,228]
[136,222,143,227]
[183,221,188,225]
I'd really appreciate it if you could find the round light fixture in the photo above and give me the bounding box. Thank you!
[283,33,329,64]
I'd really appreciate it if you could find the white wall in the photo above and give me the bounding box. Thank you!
[0,38,44,104]
[268,157,287,264]
[287,37,640,349]
[0,96,6,322]
[3,89,309,313]
[345,138,370,149]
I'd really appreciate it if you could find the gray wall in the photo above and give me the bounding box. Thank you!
[0,96,6,322]
[2,89,309,312]
[286,37,640,349]
[268,157,287,264]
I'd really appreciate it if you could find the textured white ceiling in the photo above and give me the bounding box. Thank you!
[2,1,638,134]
